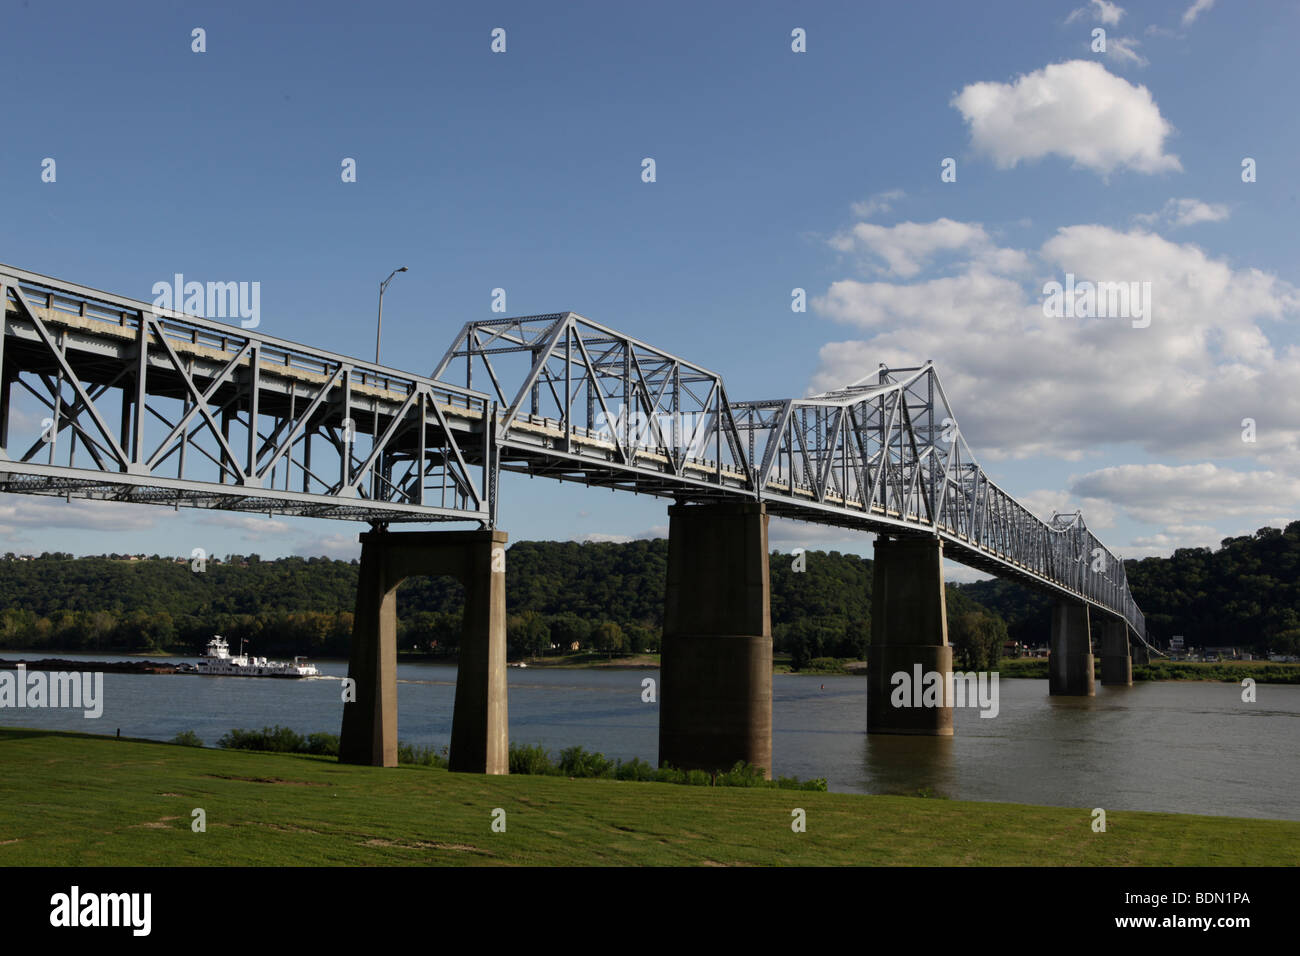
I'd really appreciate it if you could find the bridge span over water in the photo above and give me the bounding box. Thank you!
[0,264,1151,774]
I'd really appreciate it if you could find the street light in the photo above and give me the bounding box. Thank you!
[374,266,408,364]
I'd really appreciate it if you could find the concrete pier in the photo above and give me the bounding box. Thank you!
[658,502,773,777]
[1049,599,1095,696]
[867,536,953,735]
[1100,618,1133,686]
[339,528,508,773]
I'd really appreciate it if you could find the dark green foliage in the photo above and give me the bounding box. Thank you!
[558,745,615,778]
[955,577,1053,648]
[217,725,309,753]
[504,744,826,790]
[508,743,556,776]
[170,730,203,747]
[801,657,849,674]
[947,588,1008,670]
[9,524,1294,661]
[614,756,657,781]
[397,743,449,768]
[213,726,342,758]
[0,543,884,660]
[304,732,340,757]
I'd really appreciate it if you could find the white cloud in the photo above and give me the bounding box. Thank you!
[1127,523,1221,556]
[0,495,158,532]
[1067,0,1125,25]
[943,560,994,584]
[829,218,1030,279]
[1182,0,1215,26]
[1106,36,1149,68]
[577,525,667,544]
[198,513,294,539]
[811,222,1300,467]
[292,532,361,560]
[850,189,905,219]
[951,60,1181,176]
[1016,489,1118,529]
[768,517,865,552]
[1134,197,1230,229]
[1069,463,1300,526]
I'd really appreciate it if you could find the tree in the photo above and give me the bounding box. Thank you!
[592,620,625,658]
[949,611,1007,670]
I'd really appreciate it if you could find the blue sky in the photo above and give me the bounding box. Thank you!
[2,0,1297,580]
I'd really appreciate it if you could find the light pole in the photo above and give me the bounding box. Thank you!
[374,266,408,365]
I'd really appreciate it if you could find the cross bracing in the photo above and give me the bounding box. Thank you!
[436,313,1147,643]
[0,268,1145,645]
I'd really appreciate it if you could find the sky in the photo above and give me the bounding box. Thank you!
[1,0,1297,583]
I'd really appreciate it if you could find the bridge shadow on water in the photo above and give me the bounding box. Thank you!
[860,733,956,799]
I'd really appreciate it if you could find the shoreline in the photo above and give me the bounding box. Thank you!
[3,653,1298,684]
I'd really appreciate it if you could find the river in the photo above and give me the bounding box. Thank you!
[2,653,1297,822]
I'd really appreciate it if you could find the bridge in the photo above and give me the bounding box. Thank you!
[0,264,1153,774]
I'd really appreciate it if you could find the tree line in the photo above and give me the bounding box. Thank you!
[3,521,1296,663]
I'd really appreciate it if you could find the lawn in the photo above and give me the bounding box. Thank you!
[1,728,1295,866]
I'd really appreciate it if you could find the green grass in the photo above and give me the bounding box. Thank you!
[2,728,1296,866]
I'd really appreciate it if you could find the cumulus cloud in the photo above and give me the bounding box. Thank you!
[951,60,1180,175]
[1134,197,1230,229]
[198,513,295,539]
[1068,463,1300,526]
[810,221,1300,469]
[1016,488,1118,529]
[829,218,1030,279]
[0,495,158,533]
[1127,524,1222,556]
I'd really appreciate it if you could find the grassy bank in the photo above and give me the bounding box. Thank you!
[1,728,1295,866]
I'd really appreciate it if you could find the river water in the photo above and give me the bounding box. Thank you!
[2,654,1297,822]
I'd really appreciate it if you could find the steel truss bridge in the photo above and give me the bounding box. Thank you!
[0,264,1146,643]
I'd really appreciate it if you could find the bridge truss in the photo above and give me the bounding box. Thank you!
[0,267,1145,642]
[436,313,1146,642]
[0,266,492,525]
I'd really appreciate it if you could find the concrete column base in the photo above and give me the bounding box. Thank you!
[339,528,509,774]
[867,536,953,735]
[659,502,772,777]
[449,532,510,775]
[659,632,772,772]
[1101,654,1133,685]
[1049,600,1095,696]
[867,644,954,735]
[1100,619,1133,686]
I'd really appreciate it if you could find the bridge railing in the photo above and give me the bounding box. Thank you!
[433,314,1147,640]
[0,265,494,523]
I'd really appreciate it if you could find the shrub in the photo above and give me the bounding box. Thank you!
[558,745,615,778]
[398,742,448,768]
[509,743,555,775]
[217,725,305,753]
[615,756,656,781]
[305,732,339,756]
[170,729,203,747]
